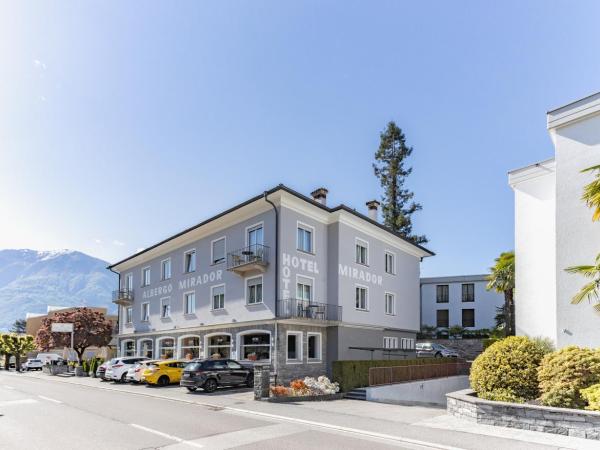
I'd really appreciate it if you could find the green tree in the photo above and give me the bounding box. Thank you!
[373,121,427,244]
[0,334,36,371]
[566,165,600,311]
[487,251,515,336]
[10,319,27,334]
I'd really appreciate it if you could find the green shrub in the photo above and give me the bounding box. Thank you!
[581,383,600,411]
[470,336,548,403]
[531,336,555,355]
[538,346,600,408]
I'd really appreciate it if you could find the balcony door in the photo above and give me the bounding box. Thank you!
[247,224,263,248]
[126,274,133,291]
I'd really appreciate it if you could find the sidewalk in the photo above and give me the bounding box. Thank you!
[7,370,598,450]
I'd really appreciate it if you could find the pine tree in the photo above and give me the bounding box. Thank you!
[373,121,427,244]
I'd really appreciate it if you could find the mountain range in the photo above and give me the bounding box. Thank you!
[0,249,116,331]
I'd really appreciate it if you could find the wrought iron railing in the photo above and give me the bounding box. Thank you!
[276,298,342,322]
[227,244,269,270]
[112,288,134,305]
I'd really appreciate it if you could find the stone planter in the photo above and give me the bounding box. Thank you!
[74,366,86,377]
[266,393,345,403]
[49,365,68,376]
[447,389,600,440]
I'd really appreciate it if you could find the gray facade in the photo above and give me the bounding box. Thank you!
[109,186,432,382]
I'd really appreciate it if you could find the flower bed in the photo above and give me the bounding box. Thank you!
[268,376,341,402]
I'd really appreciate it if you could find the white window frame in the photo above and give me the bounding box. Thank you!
[138,338,154,358]
[385,292,396,316]
[183,248,196,273]
[204,332,233,360]
[177,334,201,359]
[286,331,303,364]
[355,238,369,266]
[296,221,315,254]
[237,329,272,363]
[245,222,264,247]
[125,306,133,324]
[125,273,133,290]
[183,291,196,315]
[121,339,135,357]
[156,336,176,360]
[160,258,172,281]
[296,274,314,302]
[141,266,151,287]
[384,251,396,275]
[383,336,398,349]
[211,284,226,311]
[245,275,264,305]
[307,332,322,362]
[160,297,171,319]
[210,236,227,265]
[141,302,150,321]
[355,284,369,311]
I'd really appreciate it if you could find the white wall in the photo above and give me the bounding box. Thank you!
[366,375,470,405]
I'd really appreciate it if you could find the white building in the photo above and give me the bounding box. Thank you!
[509,92,600,348]
[420,275,504,330]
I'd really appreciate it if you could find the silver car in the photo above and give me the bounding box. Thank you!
[416,343,460,358]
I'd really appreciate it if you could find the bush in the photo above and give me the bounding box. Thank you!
[470,336,548,403]
[482,337,501,350]
[581,383,600,411]
[538,346,600,408]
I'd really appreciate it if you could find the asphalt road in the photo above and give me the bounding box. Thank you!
[0,373,429,450]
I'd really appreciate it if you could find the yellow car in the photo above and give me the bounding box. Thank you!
[142,360,189,386]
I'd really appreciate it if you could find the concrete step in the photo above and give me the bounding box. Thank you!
[345,388,367,400]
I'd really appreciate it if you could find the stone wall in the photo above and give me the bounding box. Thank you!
[418,339,483,360]
[275,323,328,384]
[447,389,600,440]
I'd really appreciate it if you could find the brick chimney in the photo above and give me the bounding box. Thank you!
[311,188,328,206]
[366,200,380,221]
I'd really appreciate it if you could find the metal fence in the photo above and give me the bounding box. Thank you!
[368,360,471,386]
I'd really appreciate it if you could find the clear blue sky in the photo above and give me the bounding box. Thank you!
[1,1,599,276]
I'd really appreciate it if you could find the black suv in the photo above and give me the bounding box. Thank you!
[180,359,253,392]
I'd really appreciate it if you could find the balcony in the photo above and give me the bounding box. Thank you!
[227,244,269,275]
[112,289,134,306]
[276,298,342,322]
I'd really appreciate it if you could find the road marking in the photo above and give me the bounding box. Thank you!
[130,424,203,448]
[38,395,62,404]
[0,399,38,407]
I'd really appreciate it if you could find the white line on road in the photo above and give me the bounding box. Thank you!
[0,399,38,407]
[37,395,62,404]
[130,424,203,448]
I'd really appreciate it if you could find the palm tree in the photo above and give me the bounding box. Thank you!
[487,251,515,336]
[581,165,600,221]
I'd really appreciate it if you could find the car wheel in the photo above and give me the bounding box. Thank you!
[203,378,218,393]
[121,373,127,383]
[186,387,197,392]
[435,352,442,358]
[245,374,254,387]
[157,375,170,387]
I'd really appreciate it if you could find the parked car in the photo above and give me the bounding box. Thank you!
[35,353,63,365]
[22,359,43,371]
[142,360,188,386]
[96,359,114,380]
[107,357,150,382]
[416,343,460,358]
[126,360,158,383]
[180,359,253,393]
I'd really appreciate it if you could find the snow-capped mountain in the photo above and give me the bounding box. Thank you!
[0,249,116,331]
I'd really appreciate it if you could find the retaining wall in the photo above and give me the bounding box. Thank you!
[367,375,469,406]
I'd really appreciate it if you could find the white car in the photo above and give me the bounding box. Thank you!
[23,359,43,371]
[108,357,150,382]
[126,360,158,383]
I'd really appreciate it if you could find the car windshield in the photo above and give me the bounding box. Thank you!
[434,344,448,350]
[184,362,203,371]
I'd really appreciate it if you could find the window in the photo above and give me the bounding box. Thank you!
[160,298,170,319]
[125,307,133,324]
[240,332,270,361]
[126,273,133,290]
[297,223,314,253]
[211,285,225,310]
[206,334,231,359]
[246,276,263,304]
[161,258,171,280]
[141,302,150,321]
[307,333,321,361]
[296,276,313,302]
[287,332,302,362]
[211,237,226,265]
[385,292,396,315]
[139,339,153,358]
[383,337,398,349]
[355,286,368,310]
[179,336,200,360]
[462,283,475,302]
[247,224,264,247]
[462,309,475,327]
[184,249,196,273]
[436,309,449,328]
[122,340,135,357]
[385,252,395,274]
[157,338,175,359]
[436,285,449,303]
[184,292,196,315]
[355,239,368,265]
[142,267,151,286]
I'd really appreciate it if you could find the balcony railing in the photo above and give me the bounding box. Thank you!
[276,298,342,322]
[112,289,134,306]
[227,244,269,274]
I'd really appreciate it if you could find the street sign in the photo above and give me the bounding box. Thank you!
[51,323,74,333]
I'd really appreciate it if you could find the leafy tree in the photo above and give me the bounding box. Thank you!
[566,165,600,311]
[373,121,427,244]
[487,251,515,336]
[493,305,505,330]
[0,334,36,371]
[35,307,113,364]
[10,319,27,334]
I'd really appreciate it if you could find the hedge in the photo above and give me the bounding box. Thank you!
[332,358,449,392]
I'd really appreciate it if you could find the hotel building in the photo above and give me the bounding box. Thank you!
[108,185,433,381]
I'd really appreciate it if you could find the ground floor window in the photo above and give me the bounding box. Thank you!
[383,337,398,349]
[139,339,153,358]
[307,333,322,361]
[286,332,302,362]
[240,332,270,361]
[462,309,475,327]
[436,309,449,328]
[122,340,135,356]
[179,336,200,360]
[206,335,231,359]
[157,338,176,359]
